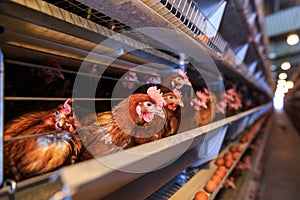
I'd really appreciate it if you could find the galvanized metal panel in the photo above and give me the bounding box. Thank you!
[265,6,300,37]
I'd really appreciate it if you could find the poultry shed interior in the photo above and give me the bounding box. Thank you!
[1,0,299,200]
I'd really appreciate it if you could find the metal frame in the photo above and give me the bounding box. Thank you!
[50,103,271,200]
[0,0,274,198]
[0,49,3,186]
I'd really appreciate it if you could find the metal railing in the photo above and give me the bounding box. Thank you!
[145,0,229,54]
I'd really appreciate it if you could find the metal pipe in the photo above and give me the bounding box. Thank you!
[0,49,4,185]
[4,97,124,101]
[5,59,146,83]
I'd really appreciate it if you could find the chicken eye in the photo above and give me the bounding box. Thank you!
[176,77,182,81]
[169,96,174,99]
[144,101,154,107]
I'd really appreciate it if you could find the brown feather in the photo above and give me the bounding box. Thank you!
[79,93,162,160]
[198,92,217,126]
[4,106,82,181]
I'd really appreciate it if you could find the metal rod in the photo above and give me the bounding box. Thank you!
[4,97,124,101]
[4,131,72,142]
[0,48,4,185]
[5,59,145,83]
[3,125,102,142]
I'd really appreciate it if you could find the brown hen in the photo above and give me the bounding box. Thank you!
[161,69,192,92]
[78,86,165,160]
[180,90,216,132]
[161,90,184,137]
[4,99,82,181]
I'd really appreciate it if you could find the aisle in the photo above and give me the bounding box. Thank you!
[258,109,300,200]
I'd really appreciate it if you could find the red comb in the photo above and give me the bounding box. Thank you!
[147,86,164,107]
[178,69,189,81]
[173,89,182,99]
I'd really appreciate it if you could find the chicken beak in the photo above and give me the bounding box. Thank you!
[177,99,184,107]
[153,106,165,119]
[184,80,192,86]
[56,71,65,80]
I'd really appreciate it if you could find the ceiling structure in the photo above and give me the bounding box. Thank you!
[263,0,300,85]
[264,0,300,15]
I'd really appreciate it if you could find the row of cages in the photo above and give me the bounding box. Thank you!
[0,45,271,191]
[0,0,273,197]
[39,0,272,94]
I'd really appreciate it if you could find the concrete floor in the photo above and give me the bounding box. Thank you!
[258,109,300,200]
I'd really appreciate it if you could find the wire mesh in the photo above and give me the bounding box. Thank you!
[145,165,205,200]
[42,0,131,33]
[146,0,230,54]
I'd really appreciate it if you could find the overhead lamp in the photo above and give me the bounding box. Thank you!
[286,81,294,89]
[287,33,299,45]
[282,87,289,93]
[278,72,287,80]
[277,79,286,85]
[281,62,291,70]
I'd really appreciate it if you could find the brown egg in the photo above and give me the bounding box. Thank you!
[214,170,225,178]
[217,166,227,174]
[225,160,233,169]
[224,153,233,161]
[232,152,240,160]
[240,136,248,143]
[205,180,218,193]
[215,158,225,166]
[194,191,208,200]
[229,145,237,153]
[237,146,244,152]
[211,175,222,185]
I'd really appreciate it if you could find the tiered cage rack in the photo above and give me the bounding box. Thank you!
[0,0,273,199]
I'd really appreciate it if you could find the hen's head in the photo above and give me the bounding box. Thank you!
[162,69,192,90]
[225,89,242,110]
[128,86,165,124]
[144,72,161,85]
[122,72,138,89]
[163,89,184,111]
[40,58,65,84]
[171,69,192,89]
[54,99,75,132]
[190,91,209,111]
[215,100,227,114]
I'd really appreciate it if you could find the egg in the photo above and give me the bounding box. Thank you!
[240,136,248,143]
[229,145,237,153]
[237,146,244,152]
[215,158,225,166]
[217,166,227,174]
[205,180,218,193]
[194,191,208,200]
[225,160,233,169]
[214,170,225,178]
[224,152,233,161]
[211,175,222,184]
[232,152,239,160]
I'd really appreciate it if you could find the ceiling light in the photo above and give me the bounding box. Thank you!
[283,87,289,93]
[286,81,294,89]
[281,62,291,70]
[278,73,287,80]
[277,79,286,85]
[287,33,299,45]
